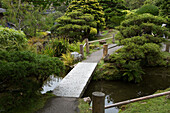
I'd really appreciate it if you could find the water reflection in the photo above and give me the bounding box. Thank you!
[41,75,63,94]
[84,67,170,113]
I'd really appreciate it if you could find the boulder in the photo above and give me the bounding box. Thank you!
[71,52,82,61]
[83,97,91,104]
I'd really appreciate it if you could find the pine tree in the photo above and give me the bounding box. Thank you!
[53,10,97,41]
[1,0,45,37]
[67,0,105,35]
[99,0,127,28]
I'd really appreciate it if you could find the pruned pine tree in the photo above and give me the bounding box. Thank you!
[99,0,127,28]
[55,10,97,41]
[105,14,169,82]
[66,0,105,35]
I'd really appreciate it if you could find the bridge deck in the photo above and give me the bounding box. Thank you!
[53,62,97,97]
[53,44,121,98]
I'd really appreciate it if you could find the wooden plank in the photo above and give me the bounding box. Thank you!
[88,37,112,44]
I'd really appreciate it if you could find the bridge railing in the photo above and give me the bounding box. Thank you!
[91,91,170,113]
[80,35,115,58]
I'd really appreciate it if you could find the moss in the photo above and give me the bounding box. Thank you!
[120,88,170,113]
[78,99,91,113]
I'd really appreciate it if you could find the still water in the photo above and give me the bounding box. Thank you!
[41,67,170,113]
[41,75,63,94]
[83,67,170,113]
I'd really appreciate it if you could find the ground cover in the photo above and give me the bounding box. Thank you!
[120,88,170,113]
[6,93,55,113]
[78,99,91,113]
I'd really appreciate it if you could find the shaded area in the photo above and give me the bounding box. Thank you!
[36,97,79,113]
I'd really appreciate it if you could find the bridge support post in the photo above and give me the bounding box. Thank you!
[86,38,89,54]
[80,44,84,58]
[112,34,115,43]
[165,43,170,52]
[103,44,108,58]
[92,92,105,113]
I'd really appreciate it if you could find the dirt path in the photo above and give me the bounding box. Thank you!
[36,97,79,113]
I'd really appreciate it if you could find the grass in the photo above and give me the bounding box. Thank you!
[78,99,91,113]
[101,30,109,36]
[120,88,170,113]
[9,93,55,113]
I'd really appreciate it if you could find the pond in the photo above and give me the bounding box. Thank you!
[41,66,170,113]
[41,75,63,94]
[83,67,170,113]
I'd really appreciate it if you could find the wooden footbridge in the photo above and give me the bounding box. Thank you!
[53,37,121,97]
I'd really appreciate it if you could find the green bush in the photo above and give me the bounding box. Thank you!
[43,38,69,57]
[0,27,27,51]
[104,14,169,82]
[136,5,159,16]
[0,50,64,112]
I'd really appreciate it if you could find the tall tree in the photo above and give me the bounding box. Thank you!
[23,0,71,8]
[99,0,127,28]
[124,0,146,10]
[1,0,46,37]
[67,0,105,35]
[52,10,97,41]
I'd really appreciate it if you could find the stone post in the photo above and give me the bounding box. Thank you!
[92,92,105,113]
[80,44,84,58]
[86,38,89,54]
[103,44,108,58]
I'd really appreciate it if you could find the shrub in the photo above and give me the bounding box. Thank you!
[104,14,169,82]
[43,38,69,57]
[0,27,27,51]
[136,5,159,16]
[0,50,64,112]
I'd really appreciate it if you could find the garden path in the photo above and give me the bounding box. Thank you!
[37,44,121,113]
[53,44,121,98]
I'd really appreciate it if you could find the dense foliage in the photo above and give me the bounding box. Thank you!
[104,14,169,82]
[52,10,97,41]
[158,0,169,17]
[124,0,146,10]
[99,0,127,28]
[52,0,105,41]
[144,0,169,17]
[1,0,64,37]
[0,51,64,111]
[23,0,71,8]
[0,27,27,51]
[43,38,69,57]
[136,4,159,16]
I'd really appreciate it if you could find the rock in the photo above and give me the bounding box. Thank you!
[83,97,91,104]
[99,40,106,44]
[94,47,100,50]
[166,94,170,99]
[71,52,82,61]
